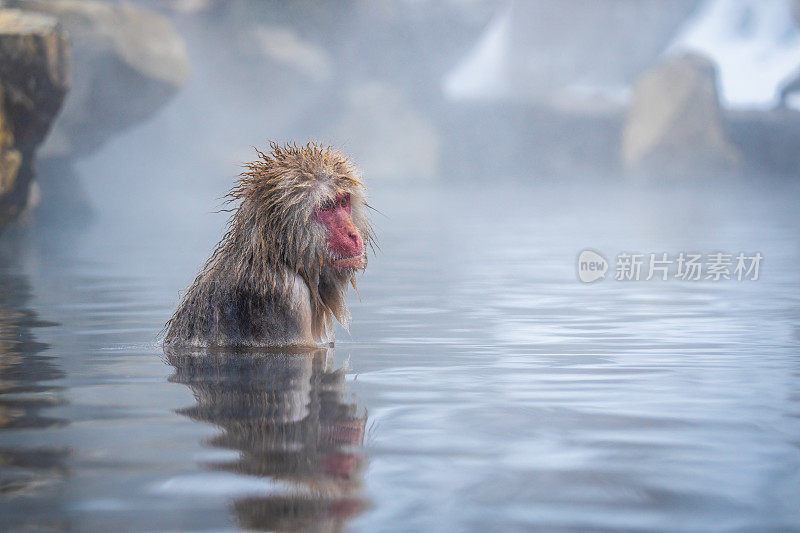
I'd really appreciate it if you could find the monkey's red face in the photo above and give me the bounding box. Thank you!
[314,192,365,269]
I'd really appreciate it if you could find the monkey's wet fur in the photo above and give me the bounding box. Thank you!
[164,142,374,349]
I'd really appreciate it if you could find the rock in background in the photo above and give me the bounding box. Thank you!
[0,9,69,232]
[0,0,191,232]
[622,54,740,178]
[10,0,190,158]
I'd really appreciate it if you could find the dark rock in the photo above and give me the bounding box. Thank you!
[0,9,69,232]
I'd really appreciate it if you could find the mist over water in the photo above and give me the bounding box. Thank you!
[1,1,800,531]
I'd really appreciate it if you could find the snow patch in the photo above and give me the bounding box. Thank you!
[669,0,800,109]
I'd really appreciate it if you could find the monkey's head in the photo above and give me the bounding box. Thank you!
[228,143,373,320]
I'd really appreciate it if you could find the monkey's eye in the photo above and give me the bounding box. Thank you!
[320,200,334,210]
[340,196,347,208]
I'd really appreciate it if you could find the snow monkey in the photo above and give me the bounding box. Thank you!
[164,142,373,348]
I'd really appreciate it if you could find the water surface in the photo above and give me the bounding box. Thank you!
[1,174,799,531]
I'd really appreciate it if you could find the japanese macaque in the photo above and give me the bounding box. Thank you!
[164,143,373,348]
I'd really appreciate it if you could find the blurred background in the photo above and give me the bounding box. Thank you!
[0,0,798,225]
[0,1,799,531]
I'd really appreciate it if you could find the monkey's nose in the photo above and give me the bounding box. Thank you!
[331,219,363,258]
[344,230,363,257]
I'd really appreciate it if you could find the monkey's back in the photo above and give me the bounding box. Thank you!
[164,272,325,348]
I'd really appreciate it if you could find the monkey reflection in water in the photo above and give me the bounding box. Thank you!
[166,348,367,531]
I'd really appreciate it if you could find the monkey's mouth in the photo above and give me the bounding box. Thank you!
[331,254,365,269]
